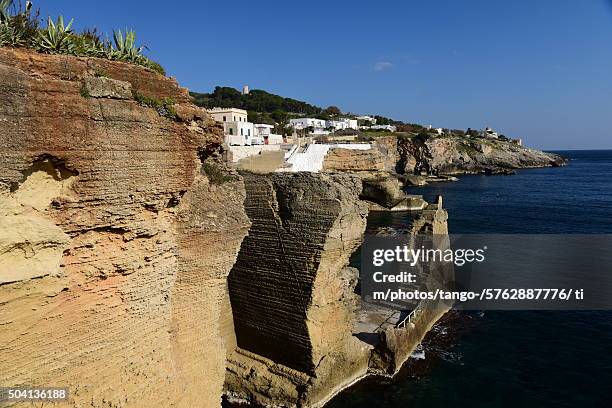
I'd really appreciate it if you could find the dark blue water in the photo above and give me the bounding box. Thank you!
[328,150,612,408]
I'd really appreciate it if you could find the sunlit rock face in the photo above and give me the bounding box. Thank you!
[0,48,249,408]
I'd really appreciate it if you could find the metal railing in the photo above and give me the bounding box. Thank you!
[396,299,431,329]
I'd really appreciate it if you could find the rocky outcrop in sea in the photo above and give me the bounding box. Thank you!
[375,134,566,176]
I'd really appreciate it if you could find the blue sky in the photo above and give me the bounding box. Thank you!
[35,0,612,149]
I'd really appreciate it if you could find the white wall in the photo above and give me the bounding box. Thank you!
[289,118,326,129]
[281,143,371,173]
[208,108,248,123]
[224,122,256,145]
[253,124,273,137]
[229,145,282,162]
[327,119,359,130]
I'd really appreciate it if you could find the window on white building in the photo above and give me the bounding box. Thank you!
[223,116,226,121]
[229,128,233,135]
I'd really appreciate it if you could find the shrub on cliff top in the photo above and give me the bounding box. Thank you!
[0,1,165,75]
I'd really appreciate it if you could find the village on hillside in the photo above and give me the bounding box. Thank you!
[203,85,523,171]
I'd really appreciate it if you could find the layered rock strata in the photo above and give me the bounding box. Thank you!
[225,172,370,407]
[322,147,385,172]
[0,48,249,407]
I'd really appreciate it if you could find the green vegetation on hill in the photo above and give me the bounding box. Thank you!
[190,86,414,136]
[0,0,164,74]
[190,86,323,116]
[190,86,417,127]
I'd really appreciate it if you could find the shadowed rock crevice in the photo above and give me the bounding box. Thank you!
[228,173,330,374]
[225,172,369,406]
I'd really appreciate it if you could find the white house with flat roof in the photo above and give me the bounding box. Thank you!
[367,124,397,132]
[326,118,358,131]
[207,107,262,145]
[207,107,248,123]
[224,121,257,145]
[356,115,377,124]
[254,124,284,144]
[289,118,329,136]
[289,118,326,129]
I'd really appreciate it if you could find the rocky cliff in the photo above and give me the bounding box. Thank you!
[322,147,386,172]
[0,48,250,407]
[376,134,566,175]
[225,172,370,407]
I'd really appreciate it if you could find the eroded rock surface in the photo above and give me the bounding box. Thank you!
[83,76,133,99]
[322,147,385,172]
[225,172,370,407]
[376,135,566,175]
[0,48,249,407]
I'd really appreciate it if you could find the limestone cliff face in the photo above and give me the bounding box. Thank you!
[0,48,249,407]
[322,147,385,172]
[321,135,564,178]
[376,135,566,175]
[225,173,370,407]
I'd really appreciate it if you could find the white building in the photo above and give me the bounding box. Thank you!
[326,118,358,131]
[356,115,377,124]
[365,124,397,132]
[289,118,326,129]
[224,121,258,145]
[483,127,499,138]
[254,124,284,145]
[289,118,329,136]
[207,107,261,145]
[208,107,248,123]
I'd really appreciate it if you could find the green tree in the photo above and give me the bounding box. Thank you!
[271,109,288,123]
[323,105,341,116]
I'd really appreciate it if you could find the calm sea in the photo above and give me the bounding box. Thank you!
[328,150,612,408]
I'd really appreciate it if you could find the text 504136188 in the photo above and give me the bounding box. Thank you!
[0,387,69,402]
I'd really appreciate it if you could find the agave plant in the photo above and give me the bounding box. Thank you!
[37,15,74,54]
[112,29,144,62]
[0,0,12,25]
[0,0,37,48]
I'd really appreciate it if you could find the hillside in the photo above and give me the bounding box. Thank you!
[190,86,405,127]
[190,86,322,122]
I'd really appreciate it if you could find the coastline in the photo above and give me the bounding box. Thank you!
[1,0,610,406]
[326,150,612,407]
